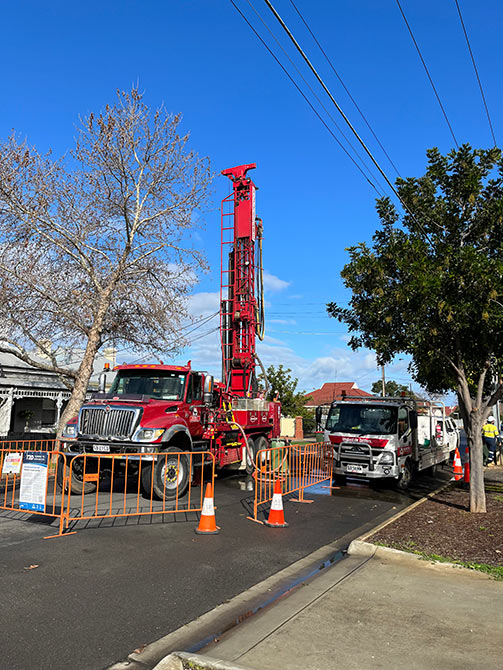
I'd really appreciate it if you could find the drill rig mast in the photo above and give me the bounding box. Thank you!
[220,164,265,397]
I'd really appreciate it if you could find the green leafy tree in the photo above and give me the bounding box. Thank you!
[328,145,503,513]
[370,379,425,400]
[371,380,409,396]
[261,364,314,430]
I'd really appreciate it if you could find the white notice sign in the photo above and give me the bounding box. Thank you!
[19,451,48,512]
[2,452,22,475]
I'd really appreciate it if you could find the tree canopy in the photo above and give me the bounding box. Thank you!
[0,87,212,429]
[371,380,409,397]
[328,145,503,512]
[261,364,315,432]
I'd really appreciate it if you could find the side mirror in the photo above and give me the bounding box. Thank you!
[315,406,325,429]
[98,372,107,393]
[203,375,214,405]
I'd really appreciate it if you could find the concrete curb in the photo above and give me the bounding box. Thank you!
[107,506,402,670]
[347,539,493,580]
[153,651,252,670]
[108,479,453,670]
[355,477,454,543]
[347,476,495,580]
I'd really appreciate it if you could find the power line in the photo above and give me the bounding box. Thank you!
[395,0,459,149]
[61,311,220,368]
[268,329,349,334]
[242,0,387,194]
[228,0,384,194]
[288,0,401,177]
[257,0,435,241]
[453,0,497,147]
[128,321,220,365]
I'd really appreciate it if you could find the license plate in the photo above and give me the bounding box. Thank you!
[93,444,110,453]
[346,464,364,474]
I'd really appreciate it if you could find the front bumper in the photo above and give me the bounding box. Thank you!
[333,440,398,479]
[334,463,399,479]
[61,440,157,460]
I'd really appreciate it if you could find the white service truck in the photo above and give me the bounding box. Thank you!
[317,395,457,490]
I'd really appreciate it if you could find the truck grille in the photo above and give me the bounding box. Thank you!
[337,441,376,471]
[79,407,139,439]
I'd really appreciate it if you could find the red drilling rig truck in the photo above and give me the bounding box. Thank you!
[60,164,281,498]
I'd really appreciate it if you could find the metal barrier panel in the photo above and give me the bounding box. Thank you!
[0,438,58,452]
[253,444,300,521]
[62,451,216,532]
[291,441,334,503]
[251,442,333,522]
[0,447,68,538]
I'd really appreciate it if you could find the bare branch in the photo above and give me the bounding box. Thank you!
[0,344,77,380]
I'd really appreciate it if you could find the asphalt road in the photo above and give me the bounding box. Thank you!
[0,466,452,670]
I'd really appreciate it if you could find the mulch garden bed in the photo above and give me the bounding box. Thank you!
[369,469,503,571]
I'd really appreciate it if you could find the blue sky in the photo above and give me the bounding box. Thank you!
[2,0,501,396]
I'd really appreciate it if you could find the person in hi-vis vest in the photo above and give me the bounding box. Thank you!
[482,416,499,466]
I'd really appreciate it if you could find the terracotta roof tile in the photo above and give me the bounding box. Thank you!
[305,382,373,406]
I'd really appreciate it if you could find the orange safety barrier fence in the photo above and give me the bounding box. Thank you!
[0,446,68,538]
[249,442,333,523]
[0,438,58,452]
[60,451,216,534]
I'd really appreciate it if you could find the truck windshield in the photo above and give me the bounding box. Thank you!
[109,371,187,401]
[326,403,397,436]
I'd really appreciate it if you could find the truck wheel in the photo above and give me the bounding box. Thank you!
[245,437,257,475]
[143,447,190,500]
[427,463,438,477]
[333,473,347,487]
[254,435,269,461]
[396,459,412,491]
[57,457,97,495]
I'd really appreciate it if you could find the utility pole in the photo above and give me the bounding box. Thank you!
[381,365,386,397]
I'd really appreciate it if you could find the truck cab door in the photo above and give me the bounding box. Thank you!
[185,373,205,438]
[398,407,412,452]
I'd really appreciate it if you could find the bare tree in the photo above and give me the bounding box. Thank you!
[0,87,212,431]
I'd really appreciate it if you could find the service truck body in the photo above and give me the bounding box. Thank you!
[322,396,455,489]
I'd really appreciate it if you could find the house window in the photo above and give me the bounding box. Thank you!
[41,399,56,426]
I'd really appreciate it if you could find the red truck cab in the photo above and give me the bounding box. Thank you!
[61,362,279,498]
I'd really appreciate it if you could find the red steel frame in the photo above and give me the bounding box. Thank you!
[220,163,260,397]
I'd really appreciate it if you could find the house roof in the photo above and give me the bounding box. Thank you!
[0,352,68,390]
[305,382,373,406]
[0,346,118,392]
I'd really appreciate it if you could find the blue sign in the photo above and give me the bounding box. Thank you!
[19,451,48,512]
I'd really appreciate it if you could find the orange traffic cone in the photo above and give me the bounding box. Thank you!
[264,479,288,528]
[453,447,463,481]
[463,447,470,484]
[195,483,220,534]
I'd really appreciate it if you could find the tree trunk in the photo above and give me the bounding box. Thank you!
[465,413,486,513]
[57,330,102,435]
[57,290,114,435]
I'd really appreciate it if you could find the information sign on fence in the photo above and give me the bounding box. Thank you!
[19,451,48,512]
[2,452,22,475]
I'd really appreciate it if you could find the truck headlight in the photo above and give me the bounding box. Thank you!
[132,428,165,442]
[62,424,77,438]
[380,451,394,465]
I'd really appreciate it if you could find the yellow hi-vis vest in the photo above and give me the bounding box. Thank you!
[482,423,499,439]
